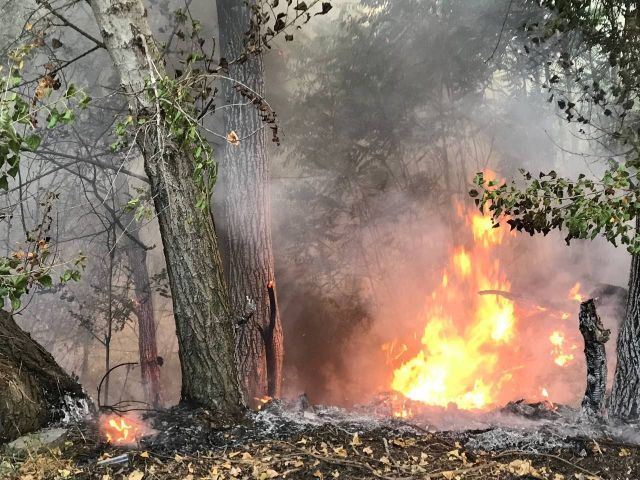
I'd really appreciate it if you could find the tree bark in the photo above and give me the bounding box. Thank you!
[0,310,89,443]
[610,217,640,420]
[126,236,162,407]
[579,299,610,419]
[216,0,284,402]
[90,0,243,413]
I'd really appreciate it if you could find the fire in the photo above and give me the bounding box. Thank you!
[101,414,146,445]
[255,395,273,410]
[569,282,584,302]
[390,210,517,410]
[549,330,575,367]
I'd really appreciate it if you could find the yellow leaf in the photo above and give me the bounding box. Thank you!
[230,466,242,477]
[265,469,279,478]
[350,433,362,446]
[441,472,454,480]
[333,446,347,458]
[183,476,193,480]
[363,446,373,455]
[128,470,144,480]
[331,471,340,478]
[313,470,324,479]
[101,475,110,480]
[242,452,253,460]
[379,456,391,465]
[297,437,308,445]
[139,451,150,458]
[58,471,71,479]
[175,454,184,463]
[619,448,631,457]
[25,23,33,31]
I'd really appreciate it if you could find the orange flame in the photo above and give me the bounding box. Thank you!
[390,210,517,410]
[101,414,146,445]
[255,395,273,410]
[569,282,584,302]
[549,330,575,367]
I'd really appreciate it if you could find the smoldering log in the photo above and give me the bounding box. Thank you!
[0,310,90,443]
[579,299,610,418]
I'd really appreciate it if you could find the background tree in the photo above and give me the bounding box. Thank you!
[215,0,283,402]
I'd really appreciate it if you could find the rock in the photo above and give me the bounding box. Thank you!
[4,427,68,455]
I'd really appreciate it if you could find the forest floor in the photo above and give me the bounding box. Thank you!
[1,399,639,479]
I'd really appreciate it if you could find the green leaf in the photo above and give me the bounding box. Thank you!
[38,274,52,289]
[47,111,59,128]
[0,175,8,191]
[24,134,41,152]
[10,296,21,311]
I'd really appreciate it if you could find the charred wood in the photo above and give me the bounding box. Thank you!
[579,299,610,420]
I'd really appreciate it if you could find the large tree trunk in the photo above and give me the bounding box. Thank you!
[0,310,89,443]
[610,219,640,420]
[90,0,243,413]
[126,236,162,407]
[216,0,284,402]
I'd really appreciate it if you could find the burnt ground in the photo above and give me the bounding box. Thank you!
[1,399,639,479]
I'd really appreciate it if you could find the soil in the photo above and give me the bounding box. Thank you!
[1,400,639,479]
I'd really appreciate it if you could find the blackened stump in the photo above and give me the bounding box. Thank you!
[579,299,610,419]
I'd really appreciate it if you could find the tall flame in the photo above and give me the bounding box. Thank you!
[390,211,516,409]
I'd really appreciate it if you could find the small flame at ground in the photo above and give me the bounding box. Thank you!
[255,395,273,410]
[101,414,147,445]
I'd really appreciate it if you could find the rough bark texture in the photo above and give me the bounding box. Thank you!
[126,237,162,407]
[579,299,610,419]
[217,0,284,402]
[90,0,243,413]
[610,217,640,420]
[0,310,89,443]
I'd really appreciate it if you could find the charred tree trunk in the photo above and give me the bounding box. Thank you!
[90,0,243,413]
[610,218,640,420]
[126,237,162,407]
[579,299,610,419]
[0,310,89,443]
[217,0,284,402]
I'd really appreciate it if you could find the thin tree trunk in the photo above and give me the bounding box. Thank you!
[90,0,243,413]
[217,0,284,402]
[610,217,640,420]
[127,237,162,407]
